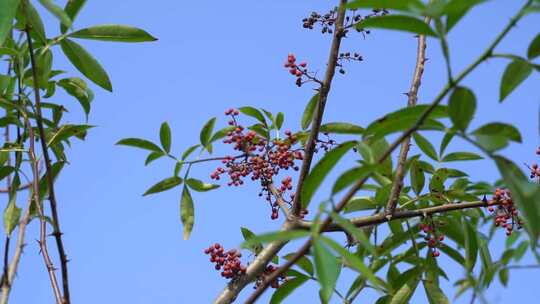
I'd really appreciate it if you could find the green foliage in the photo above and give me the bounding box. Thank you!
[499,59,533,102]
[180,186,195,240]
[69,24,157,42]
[302,93,319,130]
[448,86,476,131]
[356,15,437,36]
[143,176,183,196]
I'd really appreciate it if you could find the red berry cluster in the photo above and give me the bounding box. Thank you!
[204,243,247,279]
[210,110,305,219]
[284,53,310,87]
[254,264,287,289]
[487,188,523,236]
[419,219,445,257]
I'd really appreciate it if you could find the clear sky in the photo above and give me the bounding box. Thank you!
[10,1,540,303]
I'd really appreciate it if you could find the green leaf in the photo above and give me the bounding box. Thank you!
[463,219,478,271]
[275,112,284,130]
[116,138,162,152]
[239,106,266,125]
[159,122,172,153]
[445,0,486,31]
[61,0,86,33]
[513,241,529,261]
[47,124,94,146]
[332,165,377,194]
[320,122,363,134]
[472,122,522,143]
[527,33,540,59]
[181,144,200,160]
[241,230,309,249]
[389,276,420,304]
[0,166,15,182]
[210,126,235,144]
[240,227,263,254]
[413,133,438,161]
[328,212,377,256]
[301,93,319,130]
[270,275,309,304]
[423,280,449,304]
[283,254,314,276]
[347,0,424,12]
[410,159,425,195]
[37,0,72,28]
[364,105,447,138]
[442,152,482,162]
[448,86,476,131]
[23,2,47,44]
[57,77,93,117]
[3,200,21,235]
[499,268,509,287]
[313,238,340,303]
[301,141,356,208]
[199,117,216,147]
[60,39,112,91]
[344,196,380,213]
[180,186,194,240]
[185,178,219,192]
[145,151,165,166]
[356,15,437,36]
[143,176,183,196]
[0,0,20,46]
[69,24,157,42]
[499,59,533,102]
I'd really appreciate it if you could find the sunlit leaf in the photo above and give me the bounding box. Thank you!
[0,0,20,46]
[70,24,157,42]
[199,117,216,147]
[60,39,112,91]
[356,15,437,36]
[143,176,183,196]
[448,86,476,131]
[301,93,319,130]
[186,178,219,192]
[270,275,309,304]
[180,186,194,240]
[160,122,172,153]
[116,138,162,152]
[313,238,340,303]
[499,59,532,102]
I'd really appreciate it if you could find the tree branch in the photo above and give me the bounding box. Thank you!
[23,112,63,304]
[385,17,430,214]
[25,22,71,304]
[291,0,348,216]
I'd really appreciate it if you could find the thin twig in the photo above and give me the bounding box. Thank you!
[25,23,71,304]
[385,16,430,214]
[23,112,63,304]
[291,0,348,216]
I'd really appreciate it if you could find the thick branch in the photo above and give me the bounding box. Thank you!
[385,17,430,214]
[291,0,348,216]
[25,24,71,304]
[244,2,531,300]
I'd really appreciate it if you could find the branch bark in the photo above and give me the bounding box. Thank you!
[385,17,430,214]
[291,0,348,216]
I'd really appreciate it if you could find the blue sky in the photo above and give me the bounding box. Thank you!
[9,0,540,303]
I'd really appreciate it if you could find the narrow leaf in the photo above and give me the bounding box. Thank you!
[302,141,356,207]
[60,39,112,91]
[186,178,219,192]
[301,93,319,130]
[499,59,532,102]
[61,0,86,33]
[160,122,172,153]
[143,176,183,196]
[313,238,340,303]
[0,0,20,46]
[38,0,72,28]
[270,276,309,304]
[116,138,162,152]
[199,117,216,147]
[527,33,540,59]
[442,152,482,162]
[241,230,309,249]
[70,24,157,42]
[448,86,476,131]
[180,186,195,240]
[413,133,438,161]
[356,15,437,36]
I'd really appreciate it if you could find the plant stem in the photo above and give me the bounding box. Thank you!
[25,21,71,304]
[291,0,348,216]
